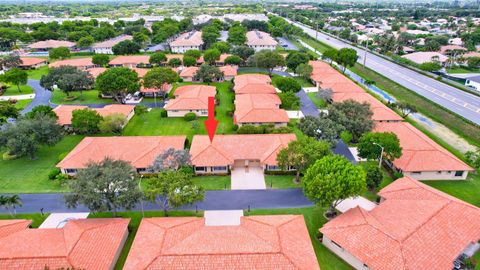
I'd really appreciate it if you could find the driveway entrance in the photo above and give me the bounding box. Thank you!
[231,160,266,190]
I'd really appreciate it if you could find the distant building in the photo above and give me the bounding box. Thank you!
[401,52,448,65]
[27,40,75,51]
[169,31,204,53]
[18,57,47,69]
[92,34,133,54]
[49,58,95,70]
[246,30,278,52]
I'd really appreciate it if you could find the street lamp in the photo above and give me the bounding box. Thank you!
[363,35,370,67]
[138,175,144,217]
[372,142,384,168]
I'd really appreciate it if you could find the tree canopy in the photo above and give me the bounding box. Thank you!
[358,132,402,162]
[193,65,224,83]
[95,67,140,102]
[327,100,374,141]
[248,50,285,75]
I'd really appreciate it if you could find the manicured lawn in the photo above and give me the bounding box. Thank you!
[295,76,315,87]
[192,175,230,190]
[50,89,114,105]
[0,135,83,193]
[247,207,353,270]
[27,66,49,80]
[307,92,327,108]
[447,67,480,74]
[424,173,480,207]
[0,213,49,228]
[88,210,202,270]
[1,85,33,96]
[13,99,33,110]
[265,174,301,189]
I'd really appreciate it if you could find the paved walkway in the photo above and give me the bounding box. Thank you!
[296,89,319,117]
[39,212,89,228]
[336,196,377,213]
[0,93,35,101]
[0,189,313,214]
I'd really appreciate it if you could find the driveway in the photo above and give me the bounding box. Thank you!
[231,166,266,190]
[296,89,319,117]
[21,79,52,114]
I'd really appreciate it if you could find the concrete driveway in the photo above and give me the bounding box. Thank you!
[231,166,266,190]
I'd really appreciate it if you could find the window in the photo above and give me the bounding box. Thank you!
[454,171,464,177]
[65,168,77,174]
[195,166,206,172]
[411,171,422,175]
[268,165,280,171]
[437,171,442,174]
[213,166,227,171]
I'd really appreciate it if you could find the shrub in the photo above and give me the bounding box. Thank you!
[134,104,149,115]
[340,131,353,144]
[184,112,197,121]
[393,171,404,180]
[159,109,168,118]
[48,168,61,180]
[273,77,301,93]
[99,113,127,134]
[178,166,194,176]
[275,126,293,133]
[232,124,239,131]
[237,125,257,134]
[364,163,383,190]
[55,173,70,186]
[2,152,17,161]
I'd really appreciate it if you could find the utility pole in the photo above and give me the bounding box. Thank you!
[363,38,369,67]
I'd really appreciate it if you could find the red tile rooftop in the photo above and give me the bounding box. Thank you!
[0,218,129,270]
[53,104,135,126]
[109,55,150,66]
[332,92,403,121]
[164,85,216,111]
[19,57,47,67]
[28,40,75,49]
[124,215,319,270]
[49,57,94,69]
[321,176,480,270]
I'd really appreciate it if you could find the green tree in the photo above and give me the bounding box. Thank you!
[1,68,28,92]
[193,65,223,83]
[231,46,255,61]
[419,62,442,72]
[133,32,149,45]
[64,158,142,217]
[203,49,221,64]
[96,67,140,102]
[465,149,480,170]
[467,57,480,69]
[248,50,285,75]
[77,36,95,49]
[149,52,167,66]
[327,100,374,141]
[182,56,197,67]
[202,26,221,48]
[363,163,383,191]
[40,66,92,97]
[151,148,191,171]
[49,47,71,60]
[295,63,313,80]
[227,24,247,45]
[212,41,231,53]
[358,132,402,163]
[143,67,179,96]
[0,54,22,70]
[144,171,204,216]
[99,113,127,134]
[0,102,19,123]
[183,49,202,60]
[277,136,332,183]
[336,48,358,72]
[56,70,95,98]
[92,54,110,67]
[71,108,103,134]
[273,76,301,92]
[278,91,300,110]
[0,195,22,216]
[322,49,338,64]
[298,115,344,146]
[303,155,366,217]
[168,58,182,67]
[24,105,57,120]
[395,102,417,118]
[224,55,242,65]
[112,40,141,55]
[286,51,310,70]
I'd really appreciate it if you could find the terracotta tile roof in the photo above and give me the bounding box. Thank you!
[132,67,149,77]
[0,220,31,240]
[374,122,473,172]
[169,31,204,47]
[219,65,238,77]
[57,136,186,169]
[463,51,480,58]
[86,67,107,78]
[93,34,133,49]
[141,84,172,93]
[165,54,184,62]
[124,215,319,270]
[216,53,232,63]
[401,52,448,64]
[164,85,216,111]
[246,30,278,46]
[19,57,47,67]
[0,218,129,270]
[234,74,271,90]
[234,94,288,124]
[235,83,277,95]
[53,104,135,126]
[332,92,403,121]
[439,45,467,54]
[49,58,94,69]
[109,55,150,66]
[321,176,480,270]
[190,134,295,166]
[28,40,75,49]
[179,66,199,78]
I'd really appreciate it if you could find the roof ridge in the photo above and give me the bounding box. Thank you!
[65,219,120,257]
[57,137,95,166]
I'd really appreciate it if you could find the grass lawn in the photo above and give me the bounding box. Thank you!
[307,92,327,108]
[265,174,301,189]
[27,66,49,80]
[1,85,33,96]
[88,210,202,270]
[0,135,83,193]
[295,76,315,87]
[447,67,480,74]
[424,173,480,207]
[192,175,231,190]
[50,89,114,105]
[247,207,353,270]
[13,99,33,110]
[300,36,334,53]
[0,213,49,228]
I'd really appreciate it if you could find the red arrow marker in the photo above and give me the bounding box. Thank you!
[204,96,218,143]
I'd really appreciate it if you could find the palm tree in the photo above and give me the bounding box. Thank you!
[0,195,22,216]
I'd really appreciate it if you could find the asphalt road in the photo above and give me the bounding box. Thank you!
[0,189,314,214]
[21,79,52,114]
[283,17,480,125]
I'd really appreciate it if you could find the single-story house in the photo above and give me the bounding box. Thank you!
[215,53,232,65]
[178,66,199,82]
[18,57,47,69]
[92,34,133,55]
[321,176,480,270]
[234,74,271,88]
[190,134,296,174]
[132,67,149,77]
[53,104,135,127]
[141,84,173,97]
[169,31,204,53]
[220,65,238,80]
[109,55,150,68]
[86,67,107,78]
[233,74,276,95]
[246,30,278,52]
[401,52,448,65]
[27,40,75,51]
[49,57,95,70]
[57,136,186,175]
[332,92,403,122]
[164,85,216,117]
[234,93,289,127]
[465,75,480,91]
[439,44,467,55]
[179,65,238,82]
[0,218,129,270]
[124,215,319,270]
[374,122,473,180]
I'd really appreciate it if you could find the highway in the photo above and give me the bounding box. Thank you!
[283,17,480,125]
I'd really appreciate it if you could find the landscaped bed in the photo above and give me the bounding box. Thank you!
[50,89,114,105]
[307,92,327,108]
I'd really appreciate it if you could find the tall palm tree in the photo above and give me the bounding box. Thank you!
[1,195,22,216]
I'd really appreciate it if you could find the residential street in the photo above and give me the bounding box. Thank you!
[0,189,314,214]
[282,17,480,125]
[21,79,52,114]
